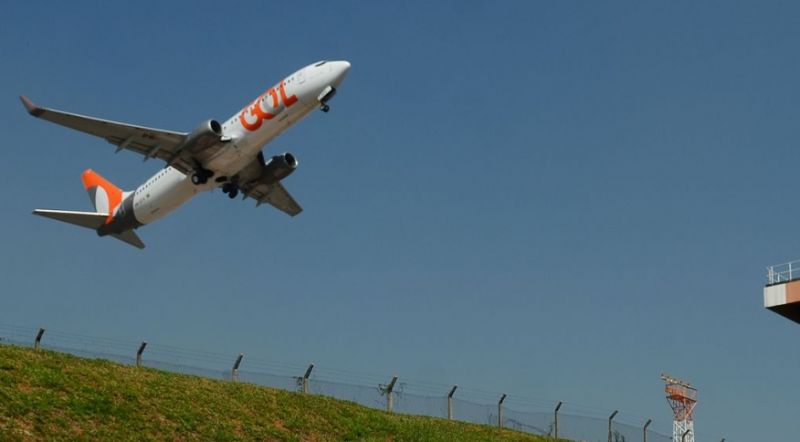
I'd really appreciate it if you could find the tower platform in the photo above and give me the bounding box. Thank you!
[765,261,800,324]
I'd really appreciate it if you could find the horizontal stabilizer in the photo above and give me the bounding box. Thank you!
[111,230,145,249]
[34,209,145,249]
[32,209,108,230]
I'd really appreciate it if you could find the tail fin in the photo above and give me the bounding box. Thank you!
[81,169,123,218]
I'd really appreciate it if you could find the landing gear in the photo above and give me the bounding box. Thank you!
[191,173,206,185]
[318,86,336,113]
[191,168,213,185]
[222,183,239,199]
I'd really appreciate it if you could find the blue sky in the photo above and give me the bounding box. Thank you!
[2,1,799,439]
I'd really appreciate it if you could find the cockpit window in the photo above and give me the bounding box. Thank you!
[315,61,327,66]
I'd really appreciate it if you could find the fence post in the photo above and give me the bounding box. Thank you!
[231,353,244,382]
[302,364,314,394]
[136,342,147,367]
[384,375,398,413]
[554,401,562,438]
[643,418,651,442]
[34,328,45,351]
[497,394,507,428]
[608,410,618,442]
[447,385,457,420]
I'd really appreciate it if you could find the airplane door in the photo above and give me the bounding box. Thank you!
[297,70,305,84]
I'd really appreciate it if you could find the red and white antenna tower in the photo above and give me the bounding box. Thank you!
[661,373,697,442]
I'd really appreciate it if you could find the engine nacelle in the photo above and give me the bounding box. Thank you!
[180,119,223,154]
[260,152,298,185]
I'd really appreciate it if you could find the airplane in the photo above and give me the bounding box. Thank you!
[21,60,351,249]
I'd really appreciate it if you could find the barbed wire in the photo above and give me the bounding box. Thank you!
[0,320,676,440]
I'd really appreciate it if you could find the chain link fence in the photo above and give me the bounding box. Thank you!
[0,322,672,442]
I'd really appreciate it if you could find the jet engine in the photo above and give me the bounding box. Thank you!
[260,152,298,185]
[180,119,223,154]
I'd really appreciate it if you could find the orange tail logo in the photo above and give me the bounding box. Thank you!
[81,169,123,224]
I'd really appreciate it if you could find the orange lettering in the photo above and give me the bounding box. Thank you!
[240,81,298,132]
[279,80,298,107]
[253,88,279,120]
[239,106,262,131]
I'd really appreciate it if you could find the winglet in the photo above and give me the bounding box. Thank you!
[19,95,44,117]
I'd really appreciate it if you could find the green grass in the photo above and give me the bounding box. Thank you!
[0,345,560,441]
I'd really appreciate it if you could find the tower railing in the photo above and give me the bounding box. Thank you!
[766,259,800,285]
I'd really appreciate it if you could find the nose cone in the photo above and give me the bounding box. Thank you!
[330,60,351,87]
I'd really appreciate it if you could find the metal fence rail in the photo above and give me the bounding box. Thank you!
[766,259,800,285]
[0,322,675,442]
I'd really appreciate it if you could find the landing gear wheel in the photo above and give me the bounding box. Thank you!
[191,173,207,185]
[320,104,330,113]
[222,183,239,199]
[191,168,213,185]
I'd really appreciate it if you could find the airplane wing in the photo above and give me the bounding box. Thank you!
[243,182,303,217]
[19,96,197,174]
[236,154,303,217]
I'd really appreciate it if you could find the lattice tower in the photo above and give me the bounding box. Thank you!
[661,373,697,442]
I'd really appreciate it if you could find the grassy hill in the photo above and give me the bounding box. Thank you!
[0,344,557,441]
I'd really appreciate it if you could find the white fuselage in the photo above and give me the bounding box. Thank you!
[127,61,350,226]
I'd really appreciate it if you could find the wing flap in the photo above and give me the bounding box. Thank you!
[246,182,303,217]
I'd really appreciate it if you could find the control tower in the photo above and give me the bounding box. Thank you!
[765,260,800,323]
